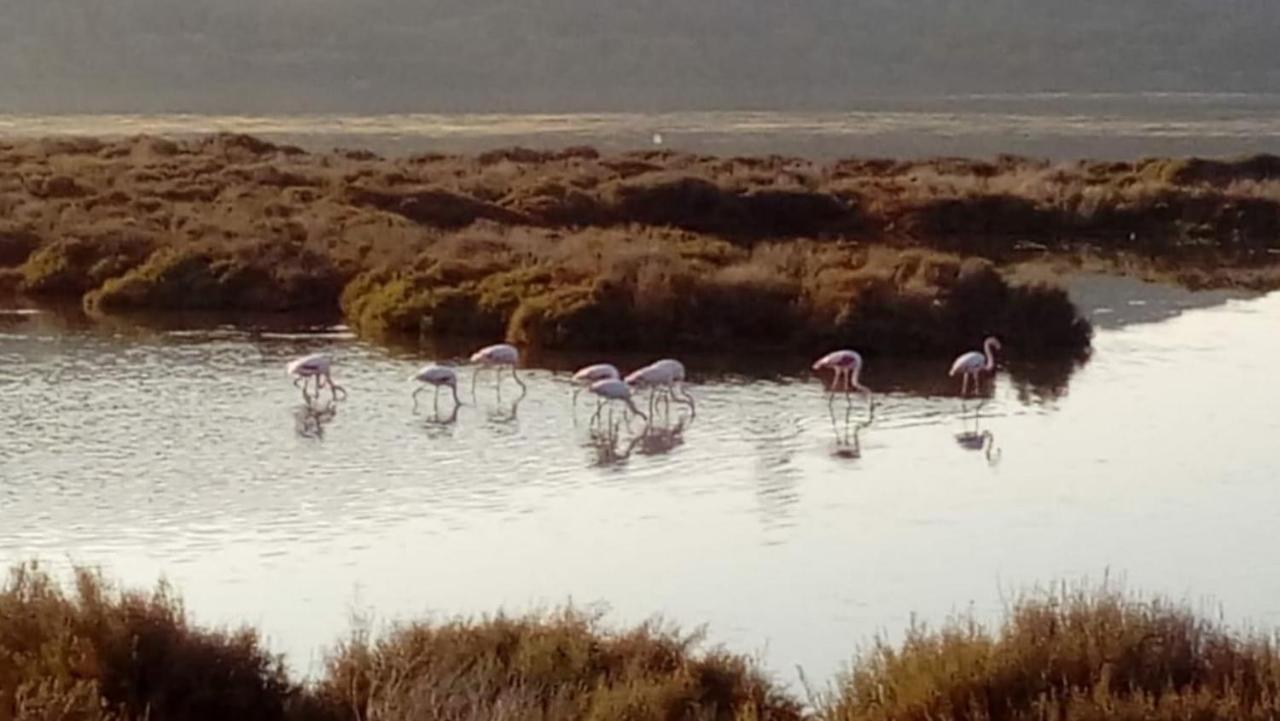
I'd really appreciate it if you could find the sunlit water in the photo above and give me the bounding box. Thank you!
[5,94,1280,158]
[1,277,1278,684]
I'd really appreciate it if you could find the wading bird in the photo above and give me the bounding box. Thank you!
[812,349,873,402]
[949,337,1002,397]
[287,353,346,403]
[571,363,620,406]
[412,364,461,412]
[469,343,525,397]
[587,378,647,427]
[625,358,695,415]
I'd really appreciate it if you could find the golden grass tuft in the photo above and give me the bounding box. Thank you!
[818,584,1280,721]
[316,610,801,721]
[7,564,1280,721]
[0,562,295,721]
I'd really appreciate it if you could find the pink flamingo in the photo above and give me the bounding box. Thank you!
[412,364,462,412]
[949,337,1002,397]
[469,343,525,397]
[812,349,872,401]
[287,353,346,403]
[625,359,695,415]
[571,363,621,406]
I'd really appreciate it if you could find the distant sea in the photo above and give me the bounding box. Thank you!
[3,94,1278,159]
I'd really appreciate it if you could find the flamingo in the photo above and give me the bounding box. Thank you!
[625,358,695,415]
[287,353,346,403]
[587,378,647,427]
[571,363,620,406]
[469,343,525,397]
[412,364,462,412]
[949,337,1002,397]
[812,349,873,401]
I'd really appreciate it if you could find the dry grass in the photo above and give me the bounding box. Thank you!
[818,583,1280,721]
[0,564,795,721]
[0,562,296,721]
[316,610,801,721]
[7,564,1280,721]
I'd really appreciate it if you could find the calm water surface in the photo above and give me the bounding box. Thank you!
[1,277,1278,682]
[5,94,1280,158]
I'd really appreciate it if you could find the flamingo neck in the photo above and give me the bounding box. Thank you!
[983,341,997,371]
[849,364,871,395]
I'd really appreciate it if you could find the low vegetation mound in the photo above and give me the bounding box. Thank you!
[6,134,1277,354]
[0,562,295,721]
[0,563,796,721]
[316,612,800,721]
[5,564,1279,721]
[819,584,1280,721]
[340,229,1090,358]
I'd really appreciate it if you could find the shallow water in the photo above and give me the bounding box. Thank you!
[5,94,1280,158]
[1,276,1278,682]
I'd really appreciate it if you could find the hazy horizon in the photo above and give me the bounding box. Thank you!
[2,0,1278,114]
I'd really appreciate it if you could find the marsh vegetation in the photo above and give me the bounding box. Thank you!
[4,134,1278,357]
[4,564,1278,721]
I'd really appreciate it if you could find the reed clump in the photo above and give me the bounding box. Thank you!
[818,584,1280,721]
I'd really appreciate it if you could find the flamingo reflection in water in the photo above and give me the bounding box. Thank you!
[586,412,687,466]
[420,402,460,433]
[954,407,1002,466]
[829,392,875,459]
[293,402,337,439]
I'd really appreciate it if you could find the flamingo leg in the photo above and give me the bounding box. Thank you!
[627,397,648,425]
[673,382,696,414]
[450,383,461,407]
[326,373,346,401]
[412,385,425,412]
[511,366,526,391]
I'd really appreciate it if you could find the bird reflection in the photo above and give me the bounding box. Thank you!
[293,402,337,440]
[829,394,875,459]
[587,426,639,467]
[585,408,689,466]
[483,385,527,425]
[420,402,460,433]
[635,416,687,456]
[954,408,1002,466]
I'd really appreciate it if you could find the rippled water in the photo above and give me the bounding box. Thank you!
[1,276,1278,681]
[5,94,1280,158]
